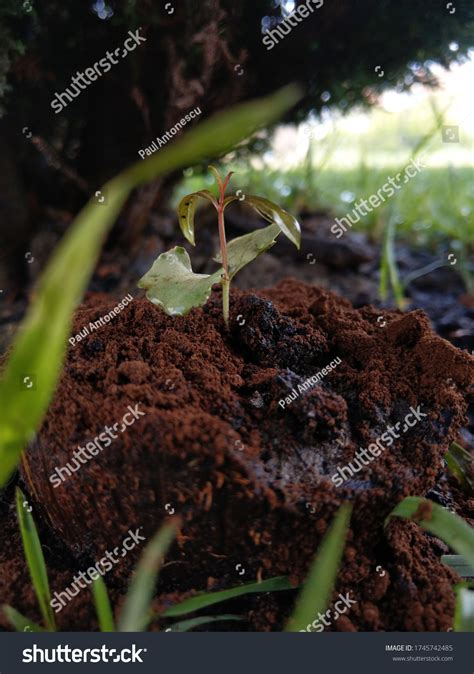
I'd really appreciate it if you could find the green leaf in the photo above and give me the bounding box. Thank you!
[118,521,178,632]
[162,576,294,618]
[244,195,301,249]
[166,614,242,632]
[177,190,217,245]
[2,605,46,633]
[138,247,223,316]
[0,178,129,487]
[214,223,281,279]
[15,488,56,631]
[445,442,474,494]
[0,84,302,487]
[285,504,352,632]
[453,584,474,632]
[385,497,474,568]
[92,577,116,632]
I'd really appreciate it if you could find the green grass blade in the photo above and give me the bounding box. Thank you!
[166,614,242,632]
[0,84,302,488]
[0,178,129,487]
[118,521,178,632]
[445,442,474,494]
[385,497,474,568]
[2,605,46,632]
[92,576,116,632]
[15,488,56,631]
[162,576,294,618]
[380,213,406,309]
[453,584,474,632]
[124,85,302,188]
[285,504,352,632]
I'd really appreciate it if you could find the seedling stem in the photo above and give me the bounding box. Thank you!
[215,170,233,327]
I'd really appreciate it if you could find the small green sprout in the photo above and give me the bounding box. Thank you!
[138,166,301,326]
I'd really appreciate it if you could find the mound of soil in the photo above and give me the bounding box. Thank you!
[4,279,473,631]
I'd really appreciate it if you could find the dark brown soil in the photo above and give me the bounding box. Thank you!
[1,279,473,631]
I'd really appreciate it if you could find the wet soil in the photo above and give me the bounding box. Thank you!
[1,278,472,631]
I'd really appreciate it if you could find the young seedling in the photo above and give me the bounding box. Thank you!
[138,166,301,326]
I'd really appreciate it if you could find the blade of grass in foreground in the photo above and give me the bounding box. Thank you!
[166,614,243,632]
[453,584,474,632]
[285,504,352,632]
[162,576,294,618]
[0,84,302,487]
[15,488,56,631]
[118,521,179,632]
[2,605,46,632]
[92,576,116,632]
[385,497,474,568]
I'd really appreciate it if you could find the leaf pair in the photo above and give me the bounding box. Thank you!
[177,191,301,250]
[138,223,281,316]
[138,174,301,319]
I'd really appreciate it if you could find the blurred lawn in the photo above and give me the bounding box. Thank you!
[176,164,474,250]
[175,81,474,251]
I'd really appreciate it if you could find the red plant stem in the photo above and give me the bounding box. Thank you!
[217,205,229,281]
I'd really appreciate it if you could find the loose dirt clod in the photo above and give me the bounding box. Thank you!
[1,279,472,631]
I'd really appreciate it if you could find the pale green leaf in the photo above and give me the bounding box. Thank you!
[177,190,217,245]
[2,605,46,632]
[138,247,223,316]
[162,576,294,618]
[244,195,301,249]
[15,488,56,631]
[0,84,302,487]
[385,497,474,568]
[92,577,116,632]
[285,504,352,632]
[118,521,178,632]
[214,223,281,279]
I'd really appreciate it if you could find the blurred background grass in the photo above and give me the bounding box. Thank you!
[175,54,474,250]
